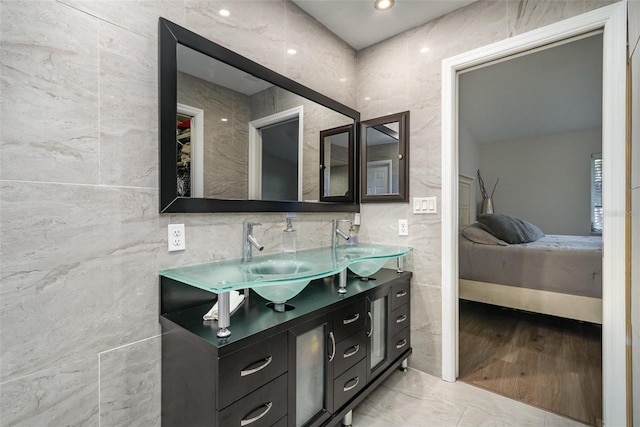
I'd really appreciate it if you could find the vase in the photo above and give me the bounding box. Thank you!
[481,198,494,215]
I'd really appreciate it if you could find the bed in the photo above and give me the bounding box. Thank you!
[459,216,603,324]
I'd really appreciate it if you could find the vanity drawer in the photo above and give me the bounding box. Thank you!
[218,332,288,409]
[391,280,410,311]
[333,299,366,341]
[334,330,367,377]
[388,327,411,363]
[219,373,288,427]
[333,358,367,411]
[388,303,410,338]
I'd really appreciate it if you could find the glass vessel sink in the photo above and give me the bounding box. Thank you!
[247,259,316,309]
[336,245,399,278]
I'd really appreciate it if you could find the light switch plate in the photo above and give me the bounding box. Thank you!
[413,196,437,214]
[168,224,186,251]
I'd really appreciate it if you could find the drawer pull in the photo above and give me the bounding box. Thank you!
[396,290,408,298]
[240,356,273,377]
[396,339,408,349]
[240,402,272,426]
[343,344,360,359]
[343,376,360,392]
[367,312,373,338]
[396,314,408,324]
[343,313,360,325]
[329,331,336,362]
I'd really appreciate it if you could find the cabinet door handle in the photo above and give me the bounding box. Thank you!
[343,313,360,325]
[396,290,408,298]
[367,312,373,338]
[328,331,336,362]
[240,402,272,426]
[396,314,408,324]
[396,339,408,349]
[343,344,360,359]
[240,356,273,377]
[343,376,360,392]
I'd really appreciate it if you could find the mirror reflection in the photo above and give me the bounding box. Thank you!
[361,111,410,202]
[175,44,353,203]
[320,124,354,200]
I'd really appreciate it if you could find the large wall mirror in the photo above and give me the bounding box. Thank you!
[360,111,410,202]
[159,18,360,213]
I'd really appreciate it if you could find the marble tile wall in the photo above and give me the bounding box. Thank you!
[629,0,639,423]
[355,0,616,375]
[0,0,354,425]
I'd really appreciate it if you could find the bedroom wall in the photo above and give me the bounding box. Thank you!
[629,0,640,423]
[477,127,602,235]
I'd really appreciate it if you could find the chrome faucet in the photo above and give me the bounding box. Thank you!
[242,222,264,262]
[332,219,351,250]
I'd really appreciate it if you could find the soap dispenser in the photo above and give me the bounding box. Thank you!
[283,214,297,254]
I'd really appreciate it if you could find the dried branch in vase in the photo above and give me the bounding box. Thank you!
[477,169,499,199]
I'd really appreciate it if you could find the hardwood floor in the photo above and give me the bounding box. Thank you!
[458,300,602,426]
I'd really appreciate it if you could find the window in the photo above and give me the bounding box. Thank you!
[590,153,602,234]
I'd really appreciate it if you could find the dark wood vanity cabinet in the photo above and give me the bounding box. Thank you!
[160,269,412,427]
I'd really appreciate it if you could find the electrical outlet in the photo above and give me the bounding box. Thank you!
[398,219,408,236]
[168,224,186,251]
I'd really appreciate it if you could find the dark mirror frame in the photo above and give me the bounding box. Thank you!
[360,111,410,203]
[319,124,355,202]
[159,18,360,213]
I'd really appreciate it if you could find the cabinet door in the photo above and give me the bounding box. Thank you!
[288,315,333,427]
[366,287,390,381]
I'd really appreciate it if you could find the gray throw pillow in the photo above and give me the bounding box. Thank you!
[462,223,508,246]
[477,213,545,244]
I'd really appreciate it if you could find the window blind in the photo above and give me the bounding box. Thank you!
[590,153,602,234]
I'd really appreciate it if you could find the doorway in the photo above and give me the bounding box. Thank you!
[248,106,304,200]
[441,4,627,426]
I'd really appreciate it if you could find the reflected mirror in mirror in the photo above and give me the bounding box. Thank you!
[361,111,410,202]
[159,18,360,213]
[320,124,354,201]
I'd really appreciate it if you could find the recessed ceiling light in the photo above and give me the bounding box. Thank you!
[287,48,297,55]
[219,9,230,17]
[420,47,430,54]
[339,77,347,82]
[374,0,394,11]
[364,97,371,101]
[221,118,228,122]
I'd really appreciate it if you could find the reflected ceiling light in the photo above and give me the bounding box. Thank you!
[364,97,371,101]
[287,48,297,55]
[339,77,347,82]
[219,9,230,17]
[374,0,394,11]
[221,118,228,122]
[420,47,430,53]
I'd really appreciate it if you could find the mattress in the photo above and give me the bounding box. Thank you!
[459,234,603,298]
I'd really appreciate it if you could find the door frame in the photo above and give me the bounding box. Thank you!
[441,3,627,425]
[248,106,304,201]
[177,103,204,198]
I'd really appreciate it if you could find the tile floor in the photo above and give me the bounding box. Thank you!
[352,368,588,426]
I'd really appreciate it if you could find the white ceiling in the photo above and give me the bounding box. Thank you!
[292,0,475,50]
[459,32,603,143]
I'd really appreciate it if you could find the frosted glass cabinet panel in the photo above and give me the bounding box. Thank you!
[289,315,332,427]
[369,297,387,370]
[296,325,326,426]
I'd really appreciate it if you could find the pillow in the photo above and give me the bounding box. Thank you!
[477,213,544,244]
[462,223,509,246]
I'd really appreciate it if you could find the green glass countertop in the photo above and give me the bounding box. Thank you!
[159,243,411,294]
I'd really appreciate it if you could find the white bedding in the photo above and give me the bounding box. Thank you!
[459,234,603,298]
